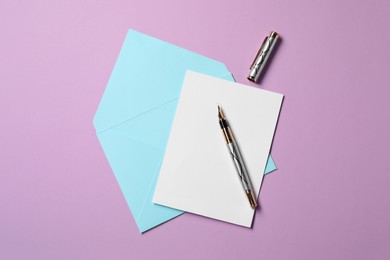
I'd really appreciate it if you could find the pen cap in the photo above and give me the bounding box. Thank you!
[247,31,279,83]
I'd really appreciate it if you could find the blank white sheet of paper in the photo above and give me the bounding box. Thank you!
[153,71,283,227]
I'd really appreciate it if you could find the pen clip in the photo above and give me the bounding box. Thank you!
[250,36,268,69]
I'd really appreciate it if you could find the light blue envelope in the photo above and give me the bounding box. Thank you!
[93,30,277,233]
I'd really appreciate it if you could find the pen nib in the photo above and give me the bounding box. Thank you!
[217,105,225,119]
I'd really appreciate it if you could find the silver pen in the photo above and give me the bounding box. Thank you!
[247,31,279,83]
[218,105,257,208]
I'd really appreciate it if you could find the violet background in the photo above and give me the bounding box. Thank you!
[1,0,390,259]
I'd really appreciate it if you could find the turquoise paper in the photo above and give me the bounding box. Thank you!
[93,30,276,233]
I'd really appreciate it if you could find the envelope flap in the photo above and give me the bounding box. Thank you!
[93,30,230,133]
[97,121,167,217]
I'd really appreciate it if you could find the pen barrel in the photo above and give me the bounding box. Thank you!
[218,106,257,208]
[227,141,252,191]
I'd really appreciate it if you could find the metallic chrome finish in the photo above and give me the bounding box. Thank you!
[249,36,268,71]
[247,31,279,83]
[218,105,257,208]
[227,142,251,191]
